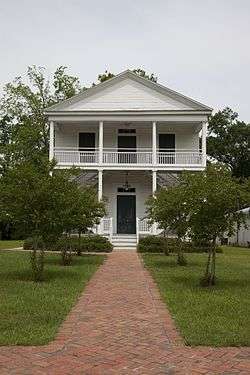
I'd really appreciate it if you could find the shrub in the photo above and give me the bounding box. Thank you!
[23,236,44,250]
[23,234,113,254]
[137,236,169,254]
[137,236,222,254]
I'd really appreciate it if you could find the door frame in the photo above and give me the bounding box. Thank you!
[116,194,136,234]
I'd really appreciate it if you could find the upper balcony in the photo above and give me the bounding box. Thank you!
[50,120,206,171]
[54,147,203,169]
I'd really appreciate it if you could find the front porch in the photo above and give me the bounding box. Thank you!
[77,170,166,248]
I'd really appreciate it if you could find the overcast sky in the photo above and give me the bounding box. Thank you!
[0,0,250,120]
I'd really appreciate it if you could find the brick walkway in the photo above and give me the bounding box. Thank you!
[0,251,249,375]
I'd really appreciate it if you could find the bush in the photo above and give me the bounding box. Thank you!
[137,235,169,254]
[137,236,222,254]
[23,236,44,250]
[24,234,113,254]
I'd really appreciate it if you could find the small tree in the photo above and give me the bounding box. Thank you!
[146,184,189,265]
[62,185,106,258]
[0,162,106,278]
[184,165,248,286]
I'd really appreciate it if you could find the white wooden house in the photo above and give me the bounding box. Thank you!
[45,70,212,249]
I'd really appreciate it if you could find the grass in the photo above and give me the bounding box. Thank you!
[0,240,23,250]
[0,250,105,345]
[142,246,250,347]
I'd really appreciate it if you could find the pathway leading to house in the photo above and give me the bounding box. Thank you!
[0,251,249,374]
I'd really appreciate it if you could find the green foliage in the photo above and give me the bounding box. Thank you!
[132,68,157,82]
[137,235,168,254]
[23,235,113,254]
[146,183,189,265]
[182,164,248,285]
[137,236,221,254]
[94,68,157,85]
[146,164,248,285]
[96,70,115,84]
[0,65,81,172]
[1,162,105,279]
[207,107,250,179]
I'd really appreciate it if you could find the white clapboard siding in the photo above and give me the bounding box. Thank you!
[66,79,192,111]
[55,123,199,150]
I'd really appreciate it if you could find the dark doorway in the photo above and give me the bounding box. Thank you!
[118,135,136,163]
[117,195,136,234]
[79,133,96,163]
[159,133,175,151]
[79,133,95,151]
[158,133,175,164]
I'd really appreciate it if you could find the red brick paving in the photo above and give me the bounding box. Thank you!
[0,251,249,374]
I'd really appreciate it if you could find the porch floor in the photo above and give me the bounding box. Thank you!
[0,251,249,374]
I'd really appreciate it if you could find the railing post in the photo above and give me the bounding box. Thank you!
[49,121,54,161]
[152,170,157,235]
[99,121,103,165]
[136,217,139,244]
[109,218,113,242]
[152,121,157,165]
[202,121,207,167]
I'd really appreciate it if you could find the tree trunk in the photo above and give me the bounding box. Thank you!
[201,237,216,286]
[177,237,187,266]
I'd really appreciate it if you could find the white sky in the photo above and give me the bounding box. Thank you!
[0,0,250,120]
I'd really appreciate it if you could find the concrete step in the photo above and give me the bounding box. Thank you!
[111,235,137,250]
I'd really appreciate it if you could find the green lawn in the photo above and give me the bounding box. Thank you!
[142,246,250,347]
[0,251,104,345]
[0,240,23,250]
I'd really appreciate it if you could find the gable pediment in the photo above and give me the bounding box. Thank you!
[46,70,212,113]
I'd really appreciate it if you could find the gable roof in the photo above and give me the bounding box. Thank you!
[45,70,213,114]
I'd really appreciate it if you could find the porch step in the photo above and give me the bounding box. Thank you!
[111,235,137,250]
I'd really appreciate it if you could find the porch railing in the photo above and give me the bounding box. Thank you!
[54,148,202,166]
[100,217,113,242]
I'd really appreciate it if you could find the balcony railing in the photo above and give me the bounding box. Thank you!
[54,147,203,166]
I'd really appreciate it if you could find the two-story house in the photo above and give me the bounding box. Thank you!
[45,70,212,249]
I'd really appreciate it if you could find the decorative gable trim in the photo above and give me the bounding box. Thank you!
[45,70,213,114]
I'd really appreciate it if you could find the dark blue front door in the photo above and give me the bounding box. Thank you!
[117,195,136,234]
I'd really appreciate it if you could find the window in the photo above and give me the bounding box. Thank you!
[118,129,136,134]
[117,187,136,193]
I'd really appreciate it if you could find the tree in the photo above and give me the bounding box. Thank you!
[132,68,157,82]
[0,161,105,279]
[0,66,81,170]
[94,68,157,85]
[184,164,248,286]
[207,107,250,179]
[146,184,188,265]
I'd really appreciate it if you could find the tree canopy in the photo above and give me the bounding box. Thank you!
[207,107,250,179]
[146,164,249,285]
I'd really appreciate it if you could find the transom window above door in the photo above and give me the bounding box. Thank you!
[118,129,136,134]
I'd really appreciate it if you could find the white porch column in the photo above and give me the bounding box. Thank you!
[99,121,103,165]
[152,170,157,194]
[97,169,103,234]
[152,121,157,165]
[201,121,207,166]
[98,169,103,201]
[152,170,157,234]
[49,121,54,161]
